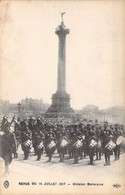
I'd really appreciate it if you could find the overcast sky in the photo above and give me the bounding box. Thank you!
[0,0,125,110]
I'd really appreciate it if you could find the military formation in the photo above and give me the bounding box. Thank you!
[0,115,125,175]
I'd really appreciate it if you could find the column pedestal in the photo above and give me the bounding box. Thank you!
[45,91,73,118]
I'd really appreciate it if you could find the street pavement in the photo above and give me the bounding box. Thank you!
[0,146,125,195]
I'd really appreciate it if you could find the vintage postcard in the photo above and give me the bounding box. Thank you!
[0,0,125,194]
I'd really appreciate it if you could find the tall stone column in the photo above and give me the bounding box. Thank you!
[56,21,69,92]
[45,14,73,118]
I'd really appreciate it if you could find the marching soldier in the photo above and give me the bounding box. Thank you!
[95,124,102,160]
[72,129,83,164]
[81,126,88,158]
[32,130,39,155]
[101,127,114,166]
[36,117,43,129]
[1,124,17,176]
[67,127,75,159]
[87,130,97,165]
[80,128,86,159]
[21,126,32,160]
[30,119,38,154]
[45,131,56,162]
[1,115,9,132]
[28,117,36,133]
[20,118,29,132]
[12,117,21,158]
[113,128,122,161]
[35,131,45,161]
[58,131,68,162]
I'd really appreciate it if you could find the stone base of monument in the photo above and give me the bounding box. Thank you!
[45,90,74,118]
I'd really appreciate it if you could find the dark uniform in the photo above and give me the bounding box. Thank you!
[55,128,61,154]
[95,126,102,160]
[45,131,56,162]
[35,131,45,161]
[87,130,97,165]
[1,125,17,175]
[1,116,9,132]
[101,128,113,166]
[72,131,83,164]
[80,128,87,159]
[113,130,122,160]
[21,129,31,160]
[32,129,39,155]
[13,120,21,158]
[58,132,68,162]
[67,127,75,159]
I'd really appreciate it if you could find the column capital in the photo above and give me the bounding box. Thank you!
[55,22,70,36]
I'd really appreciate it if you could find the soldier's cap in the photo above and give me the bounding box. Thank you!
[4,115,8,119]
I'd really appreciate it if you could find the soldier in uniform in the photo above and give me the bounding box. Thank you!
[72,129,83,164]
[29,119,38,154]
[45,131,56,162]
[28,117,36,134]
[67,127,75,159]
[113,128,122,161]
[85,124,92,158]
[95,124,102,160]
[101,127,113,166]
[11,116,21,158]
[36,117,43,128]
[58,131,68,162]
[1,115,9,132]
[1,124,17,176]
[56,127,61,154]
[80,126,87,159]
[35,130,45,161]
[32,129,39,155]
[20,118,29,132]
[87,129,97,165]
[20,121,32,160]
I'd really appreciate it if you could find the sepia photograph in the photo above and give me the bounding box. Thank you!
[0,0,125,194]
